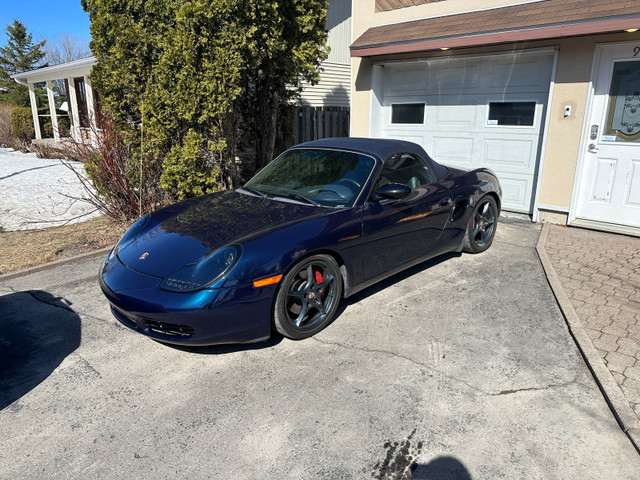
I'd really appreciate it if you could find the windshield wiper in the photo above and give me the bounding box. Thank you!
[240,185,267,198]
[274,190,319,207]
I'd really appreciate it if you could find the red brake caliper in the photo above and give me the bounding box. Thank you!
[315,270,326,299]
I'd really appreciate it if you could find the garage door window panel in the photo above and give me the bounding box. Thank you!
[488,102,536,126]
[391,103,425,124]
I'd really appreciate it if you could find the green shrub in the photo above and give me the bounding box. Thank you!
[160,129,221,201]
[57,116,70,137]
[11,107,34,147]
[41,117,53,138]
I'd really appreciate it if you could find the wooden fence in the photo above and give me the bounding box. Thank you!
[294,106,350,143]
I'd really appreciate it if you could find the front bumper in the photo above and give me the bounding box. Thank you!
[99,256,276,346]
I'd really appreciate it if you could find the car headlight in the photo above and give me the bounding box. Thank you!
[107,214,151,262]
[160,245,242,293]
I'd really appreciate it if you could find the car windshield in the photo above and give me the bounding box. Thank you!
[242,148,375,208]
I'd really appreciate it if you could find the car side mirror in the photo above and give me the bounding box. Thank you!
[376,183,411,200]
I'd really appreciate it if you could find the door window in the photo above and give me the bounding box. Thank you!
[380,153,434,189]
[606,61,640,142]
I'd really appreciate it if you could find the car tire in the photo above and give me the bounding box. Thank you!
[463,195,498,254]
[273,254,343,340]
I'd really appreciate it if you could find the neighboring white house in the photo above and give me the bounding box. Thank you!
[12,56,97,145]
[12,1,352,146]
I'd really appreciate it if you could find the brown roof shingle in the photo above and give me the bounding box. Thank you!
[352,0,640,55]
[375,0,443,14]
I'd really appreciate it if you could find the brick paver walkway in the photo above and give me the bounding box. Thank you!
[544,224,640,416]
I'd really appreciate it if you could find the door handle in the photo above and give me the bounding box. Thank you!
[438,197,452,208]
[588,143,599,153]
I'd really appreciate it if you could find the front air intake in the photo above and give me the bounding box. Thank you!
[143,320,195,338]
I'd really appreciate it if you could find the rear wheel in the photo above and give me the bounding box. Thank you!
[274,254,342,340]
[463,195,498,253]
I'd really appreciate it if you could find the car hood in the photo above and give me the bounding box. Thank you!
[117,189,326,278]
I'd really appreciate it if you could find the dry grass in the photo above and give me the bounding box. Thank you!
[0,103,20,149]
[0,216,128,275]
[33,141,85,161]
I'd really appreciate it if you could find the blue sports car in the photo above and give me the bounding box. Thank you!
[99,138,501,345]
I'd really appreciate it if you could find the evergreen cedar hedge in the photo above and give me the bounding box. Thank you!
[83,0,329,206]
[10,107,33,143]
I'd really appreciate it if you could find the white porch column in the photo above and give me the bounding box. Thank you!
[28,82,42,140]
[84,75,98,146]
[67,77,81,142]
[46,80,60,142]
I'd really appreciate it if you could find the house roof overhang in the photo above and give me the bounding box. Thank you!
[11,56,96,85]
[351,0,640,57]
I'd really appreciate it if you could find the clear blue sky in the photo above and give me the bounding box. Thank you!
[0,0,91,45]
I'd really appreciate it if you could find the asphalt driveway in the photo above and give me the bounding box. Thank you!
[1,215,638,479]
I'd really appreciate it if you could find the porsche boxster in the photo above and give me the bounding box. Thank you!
[99,137,501,345]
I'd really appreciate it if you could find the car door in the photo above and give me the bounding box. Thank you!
[361,153,452,281]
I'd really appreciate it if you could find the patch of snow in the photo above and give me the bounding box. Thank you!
[0,147,101,231]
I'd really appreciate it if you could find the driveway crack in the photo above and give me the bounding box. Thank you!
[490,379,578,396]
[25,290,75,313]
[311,337,578,396]
[0,285,18,295]
[311,336,488,394]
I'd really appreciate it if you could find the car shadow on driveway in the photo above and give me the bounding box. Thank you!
[165,336,284,355]
[0,290,81,411]
[157,252,461,355]
[342,251,461,307]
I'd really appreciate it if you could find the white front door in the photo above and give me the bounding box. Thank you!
[575,44,640,228]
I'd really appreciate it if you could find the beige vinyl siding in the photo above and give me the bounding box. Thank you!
[299,62,351,107]
[297,0,352,108]
[326,0,352,65]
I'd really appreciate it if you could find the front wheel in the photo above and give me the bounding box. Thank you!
[463,195,498,253]
[274,254,343,340]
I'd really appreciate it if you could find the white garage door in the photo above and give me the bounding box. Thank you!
[375,50,555,213]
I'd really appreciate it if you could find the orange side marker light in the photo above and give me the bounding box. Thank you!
[253,274,283,288]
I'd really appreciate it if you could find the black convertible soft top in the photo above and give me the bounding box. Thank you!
[295,137,450,181]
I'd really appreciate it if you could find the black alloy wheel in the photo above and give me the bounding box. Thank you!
[463,195,498,253]
[274,254,343,340]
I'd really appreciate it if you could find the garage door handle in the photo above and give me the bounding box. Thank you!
[438,197,452,207]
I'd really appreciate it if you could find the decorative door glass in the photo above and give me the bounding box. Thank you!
[606,60,640,142]
[74,76,89,128]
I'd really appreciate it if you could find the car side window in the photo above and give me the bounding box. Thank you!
[379,153,435,189]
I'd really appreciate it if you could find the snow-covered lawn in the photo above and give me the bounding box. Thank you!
[0,147,100,231]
